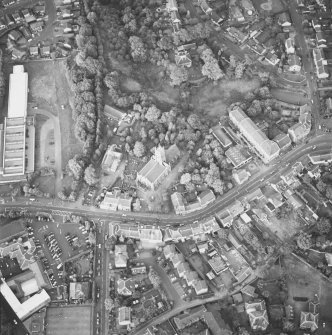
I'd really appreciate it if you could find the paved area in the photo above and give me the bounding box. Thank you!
[45,306,92,335]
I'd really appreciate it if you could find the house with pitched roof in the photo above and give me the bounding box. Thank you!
[288,54,301,72]
[300,297,319,332]
[245,300,269,331]
[117,278,135,296]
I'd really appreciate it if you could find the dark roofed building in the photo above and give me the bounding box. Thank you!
[273,133,291,150]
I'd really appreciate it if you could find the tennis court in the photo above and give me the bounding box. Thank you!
[45,306,92,335]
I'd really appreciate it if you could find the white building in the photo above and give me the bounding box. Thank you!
[0,278,50,321]
[229,106,279,164]
[0,65,35,180]
[285,38,295,54]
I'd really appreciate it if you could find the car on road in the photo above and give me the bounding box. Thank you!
[312,145,316,150]
[98,244,101,249]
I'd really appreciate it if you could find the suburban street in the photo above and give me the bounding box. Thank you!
[289,0,321,133]
[2,133,332,227]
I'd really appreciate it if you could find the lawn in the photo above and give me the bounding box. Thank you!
[25,60,82,171]
[45,306,92,335]
[192,79,260,119]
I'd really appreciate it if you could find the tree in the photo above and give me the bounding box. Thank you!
[128,36,147,62]
[282,319,295,332]
[84,164,99,186]
[145,105,161,122]
[317,217,331,235]
[326,186,332,199]
[180,173,191,185]
[275,203,293,220]
[67,154,86,180]
[316,179,327,193]
[187,114,204,130]
[199,46,224,81]
[104,298,114,311]
[297,231,312,250]
[133,141,145,157]
[148,268,161,288]
[235,62,245,79]
[168,64,188,86]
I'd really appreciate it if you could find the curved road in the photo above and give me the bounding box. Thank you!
[2,134,332,225]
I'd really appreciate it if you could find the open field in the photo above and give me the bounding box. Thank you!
[25,60,82,171]
[45,306,92,335]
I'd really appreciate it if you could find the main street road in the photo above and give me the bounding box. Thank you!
[289,1,320,133]
[2,134,332,226]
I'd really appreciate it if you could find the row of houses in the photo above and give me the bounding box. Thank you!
[164,244,208,295]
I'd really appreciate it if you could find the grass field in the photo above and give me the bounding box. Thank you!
[251,0,287,14]
[46,306,92,335]
[192,79,260,119]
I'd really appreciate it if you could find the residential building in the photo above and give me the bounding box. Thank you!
[197,0,212,15]
[101,145,123,173]
[313,48,329,79]
[192,279,208,295]
[177,261,190,278]
[232,169,251,185]
[174,306,207,330]
[326,97,332,111]
[227,27,248,44]
[131,265,147,275]
[8,30,21,41]
[171,192,186,214]
[316,31,327,48]
[69,282,90,301]
[29,46,39,56]
[163,244,176,259]
[114,245,128,268]
[264,52,280,66]
[184,271,198,286]
[117,278,135,296]
[288,108,311,143]
[100,190,132,211]
[170,252,184,267]
[118,306,131,326]
[245,300,269,331]
[278,12,291,27]
[307,165,321,179]
[210,125,232,148]
[288,54,301,72]
[29,21,43,32]
[175,49,192,67]
[208,256,228,275]
[229,106,279,163]
[285,38,295,54]
[300,298,319,332]
[136,146,172,190]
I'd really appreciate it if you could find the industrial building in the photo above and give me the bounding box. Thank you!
[0,65,35,183]
[229,106,280,164]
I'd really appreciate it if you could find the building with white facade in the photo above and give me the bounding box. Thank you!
[0,65,35,182]
[229,106,279,163]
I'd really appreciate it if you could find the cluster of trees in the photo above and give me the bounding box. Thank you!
[227,55,247,79]
[198,44,224,81]
[179,134,234,195]
[313,178,332,200]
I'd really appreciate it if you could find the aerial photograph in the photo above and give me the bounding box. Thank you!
[1,0,332,334]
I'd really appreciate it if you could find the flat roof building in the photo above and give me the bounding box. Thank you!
[229,106,279,163]
[0,65,34,181]
[210,125,232,148]
[0,279,50,321]
[118,306,131,326]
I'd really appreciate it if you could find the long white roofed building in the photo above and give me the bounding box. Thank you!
[229,106,280,164]
[0,65,35,182]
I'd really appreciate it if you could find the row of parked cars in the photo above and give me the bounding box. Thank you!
[44,232,62,260]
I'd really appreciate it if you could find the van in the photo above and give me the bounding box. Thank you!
[57,263,63,270]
